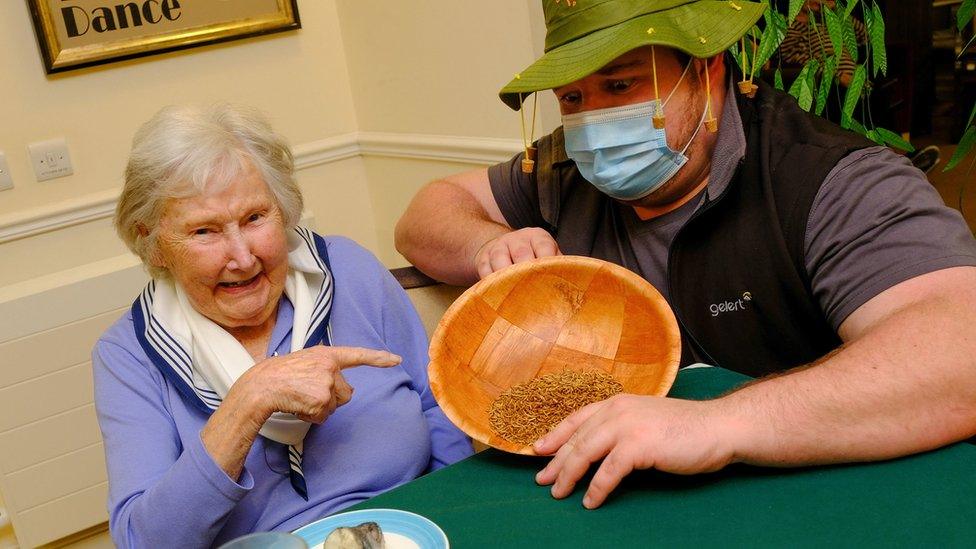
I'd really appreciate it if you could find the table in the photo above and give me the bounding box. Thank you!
[346,367,976,547]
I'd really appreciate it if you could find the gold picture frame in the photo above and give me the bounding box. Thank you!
[27,0,301,74]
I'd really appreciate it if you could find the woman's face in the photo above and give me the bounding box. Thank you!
[152,164,289,332]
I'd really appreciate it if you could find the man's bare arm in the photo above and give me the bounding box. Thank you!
[395,169,508,285]
[395,168,560,285]
[535,266,976,508]
[724,265,976,465]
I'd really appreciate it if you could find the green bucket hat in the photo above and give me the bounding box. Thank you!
[499,0,766,110]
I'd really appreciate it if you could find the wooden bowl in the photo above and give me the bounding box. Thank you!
[428,255,681,455]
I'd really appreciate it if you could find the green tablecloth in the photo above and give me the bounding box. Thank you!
[348,367,976,547]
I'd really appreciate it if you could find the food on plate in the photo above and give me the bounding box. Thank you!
[323,521,385,549]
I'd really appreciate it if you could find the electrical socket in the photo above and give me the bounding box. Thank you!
[27,138,74,182]
[0,151,13,191]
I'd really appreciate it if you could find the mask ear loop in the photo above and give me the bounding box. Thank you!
[519,93,539,173]
[663,60,692,108]
[652,45,666,129]
[676,90,710,157]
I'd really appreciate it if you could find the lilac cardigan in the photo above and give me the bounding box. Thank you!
[93,236,473,548]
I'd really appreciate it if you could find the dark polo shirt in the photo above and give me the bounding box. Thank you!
[489,84,976,366]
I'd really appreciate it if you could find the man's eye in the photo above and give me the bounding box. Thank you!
[608,79,635,93]
[559,91,582,105]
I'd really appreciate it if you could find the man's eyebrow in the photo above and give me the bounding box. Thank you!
[595,59,646,75]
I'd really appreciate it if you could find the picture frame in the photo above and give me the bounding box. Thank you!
[27,0,301,74]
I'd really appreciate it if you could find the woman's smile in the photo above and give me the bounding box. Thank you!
[217,272,263,292]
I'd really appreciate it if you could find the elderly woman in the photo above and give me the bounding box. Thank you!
[93,104,473,548]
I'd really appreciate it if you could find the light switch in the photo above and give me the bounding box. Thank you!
[0,151,13,191]
[27,138,74,182]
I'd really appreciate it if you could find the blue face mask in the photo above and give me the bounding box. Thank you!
[562,63,706,201]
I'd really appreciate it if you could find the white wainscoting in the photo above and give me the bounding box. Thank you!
[0,255,146,548]
[0,132,521,246]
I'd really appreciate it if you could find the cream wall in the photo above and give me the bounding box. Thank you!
[334,0,555,137]
[0,0,378,286]
[334,0,559,266]
[0,3,560,543]
[0,0,563,283]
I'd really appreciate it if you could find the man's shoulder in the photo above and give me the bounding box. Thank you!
[537,126,570,167]
[754,83,871,152]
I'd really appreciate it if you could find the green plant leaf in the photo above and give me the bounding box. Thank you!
[754,10,788,72]
[869,2,887,77]
[842,64,867,121]
[788,67,805,100]
[775,67,785,91]
[866,129,886,146]
[967,101,976,129]
[816,56,838,115]
[805,58,819,110]
[944,126,976,172]
[842,16,859,64]
[875,127,915,152]
[842,113,867,136]
[959,0,976,33]
[728,41,742,71]
[844,0,858,20]
[824,7,844,62]
[788,0,804,25]
[789,59,818,112]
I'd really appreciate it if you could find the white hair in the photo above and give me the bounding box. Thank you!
[115,104,302,278]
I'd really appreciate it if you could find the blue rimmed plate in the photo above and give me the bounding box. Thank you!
[293,508,448,549]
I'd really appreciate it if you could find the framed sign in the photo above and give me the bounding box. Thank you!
[27,0,301,74]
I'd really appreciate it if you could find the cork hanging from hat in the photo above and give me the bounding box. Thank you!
[519,92,540,173]
[732,0,759,99]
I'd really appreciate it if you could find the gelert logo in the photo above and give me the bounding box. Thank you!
[60,1,183,38]
[709,291,752,317]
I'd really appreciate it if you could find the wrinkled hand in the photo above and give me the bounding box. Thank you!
[475,227,560,279]
[533,394,737,509]
[231,345,401,425]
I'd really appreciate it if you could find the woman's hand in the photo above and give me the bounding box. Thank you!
[201,346,401,480]
[474,227,561,279]
[240,345,401,423]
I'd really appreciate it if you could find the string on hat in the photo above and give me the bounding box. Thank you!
[651,44,666,129]
[519,92,539,173]
[747,29,759,97]
[731,2,758,98]
[737,36,759,97]
[704,58,718,133]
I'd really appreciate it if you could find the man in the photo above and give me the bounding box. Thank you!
[396,0,976,510]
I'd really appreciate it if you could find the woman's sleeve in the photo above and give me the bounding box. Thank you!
[381,273,475,469]
[346,247,474,470]
[93,339,254,549]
